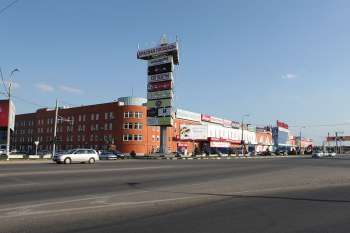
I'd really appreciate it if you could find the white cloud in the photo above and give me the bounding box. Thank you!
[35,83,54,92]
[282,74,297,80]
[59,85,83,94]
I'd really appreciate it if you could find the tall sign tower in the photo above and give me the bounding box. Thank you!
[137,36,179,154]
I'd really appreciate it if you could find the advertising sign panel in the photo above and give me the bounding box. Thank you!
[277,131,289,145]
[147,90,173,100]
[231,121,240,129]
[0,100,15,130]
[210,141,231,148]
[176,109,201,122]
[201,114,211,122]
[147,98,172,108]
[148,56,173,67]
[147,80,173,92]
[147,117,173,126]
[148,72,173,83]
[137,42,178,59]
[147,108,158,117]
[158,107,172,117]
[180,125,208,140]
[148,63,173,75]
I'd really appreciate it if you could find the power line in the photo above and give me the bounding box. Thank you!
[0,0,20,16]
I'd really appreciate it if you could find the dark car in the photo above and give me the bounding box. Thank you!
[99,151,125,160]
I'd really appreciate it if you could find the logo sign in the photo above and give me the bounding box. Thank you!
[147,98,172,108]
[137,42,178,59]
[158,107,172,117]
[147,108,158,117]
[147,80,172,92]
[148,63,173,75]
[180,125,208,140]
[201,114,211,122]
[148,56,173,67]
[147,117,173,126]
[148,72,173,83]
[147,90,173,100]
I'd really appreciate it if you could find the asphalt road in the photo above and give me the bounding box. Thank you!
[2,157,350,233]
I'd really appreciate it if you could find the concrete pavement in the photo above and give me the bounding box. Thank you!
[1,157,350,232]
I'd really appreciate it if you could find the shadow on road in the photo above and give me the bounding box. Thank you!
[126,182,350,204]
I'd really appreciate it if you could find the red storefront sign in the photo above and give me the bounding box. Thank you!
[147,81,173,92]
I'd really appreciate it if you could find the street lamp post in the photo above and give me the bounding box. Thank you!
[4,69,19,160]
[241,114,250,156]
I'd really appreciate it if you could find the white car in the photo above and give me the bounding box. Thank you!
[53,149,99,164]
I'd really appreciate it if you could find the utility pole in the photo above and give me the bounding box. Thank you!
[52,99,58,158]
[335,132,338,154]
[241,114,249,156]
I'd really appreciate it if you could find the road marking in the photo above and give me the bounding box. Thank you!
[0,190,150,212]
[0,166,176,178]
[0,196,200,218]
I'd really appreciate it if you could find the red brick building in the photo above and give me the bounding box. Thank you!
[13,97,167,155]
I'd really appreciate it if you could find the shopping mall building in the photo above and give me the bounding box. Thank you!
[12,96,311,155]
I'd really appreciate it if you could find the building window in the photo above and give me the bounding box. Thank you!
[123,134,128,141]
[134,122,143,130]
[78,115,82,122]
[109,123,113,130]
[83,114,86,122]
[124,112,130,118]
[135,135,143,141]
[91,114,94,121]
[123,122,133,129]
[109,112,114,119]
[135,112,143,118]
[96,113,99,121]
[105,112,108,120]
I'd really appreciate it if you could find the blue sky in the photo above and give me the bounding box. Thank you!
[1,0,350,143]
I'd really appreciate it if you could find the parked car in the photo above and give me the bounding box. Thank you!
[0,144,7,155]
[53,149,99,164]
[312,151,324,158]
[99,151,119,160]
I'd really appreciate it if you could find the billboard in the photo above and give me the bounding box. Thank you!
[277,131,289,145]
[180,125,208,140]
[147,117,173,126]
[148,56,173,66]
[0,100,15,130]
[147,108,158,117]
[277,120,289,129]
[147,90,173,100]
[158,107,172,117]
[148,72,173,83]
[147,81,173,92]
[137,42,178,61]
[147,98,172,108]
[176,109,201,122]
[148,63,173,75]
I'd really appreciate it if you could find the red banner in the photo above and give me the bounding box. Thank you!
[147,81,172,92]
